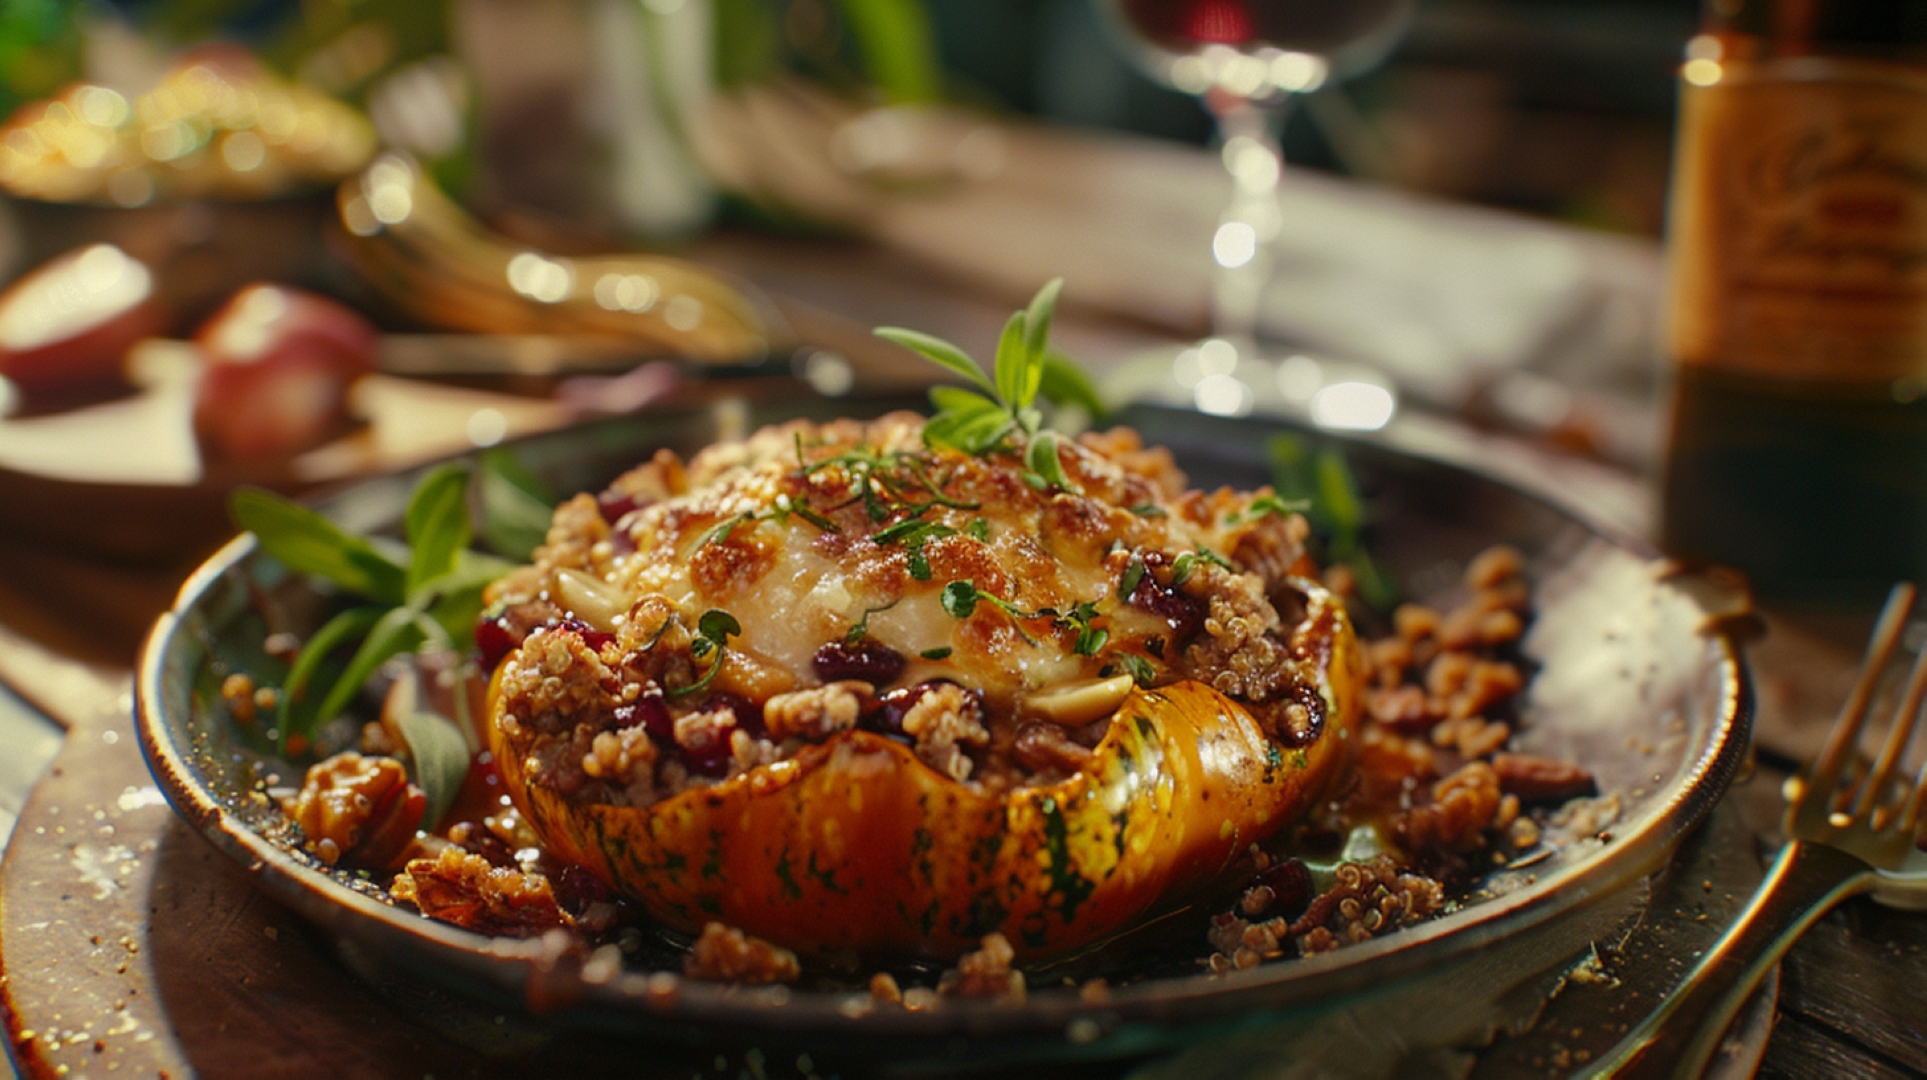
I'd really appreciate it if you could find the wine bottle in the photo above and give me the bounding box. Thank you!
[1659,0,1927,604]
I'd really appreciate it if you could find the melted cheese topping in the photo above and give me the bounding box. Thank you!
[490,412,1318,716]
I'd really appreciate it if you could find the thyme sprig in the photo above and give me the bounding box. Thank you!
[872,513,958,581]
[800,445,978,523]
[1224,492,1313,526]
[1170,548,1237,588]
[939,581,1110,656]
[669,610,741,699]
[844,600,899,645]
[694,492,842,552]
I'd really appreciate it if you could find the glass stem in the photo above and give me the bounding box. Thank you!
[1204,92,1292,353]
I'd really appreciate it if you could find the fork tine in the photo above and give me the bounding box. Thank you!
[1853,639,1927,823]
[1811,582,1916,795]
[1901,756,1927,838]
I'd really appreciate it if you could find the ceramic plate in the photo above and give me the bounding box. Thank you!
[135,391,1751,1067]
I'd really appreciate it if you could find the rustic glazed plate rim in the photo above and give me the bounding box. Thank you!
[133,399,1753,1047]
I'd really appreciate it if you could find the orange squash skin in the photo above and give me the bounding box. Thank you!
[488,587,1364,962]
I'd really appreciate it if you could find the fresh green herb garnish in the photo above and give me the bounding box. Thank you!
[1128,504,1167,518]
[696,511,755,550]
[670,609,742,699]
[872,514,957,581]
[844,600,899,646]
[1062,600,1108,656]
[475,448,555,561]
[1118,555,1146,601]
[1268,434,1396,609]
[877,278,1089,486]
[1171,553,1196,588]
[1225,492,1313,526]
[1167,548,1235,589]
[699,495,840,552]
[1116,654,1156,687]
[939,581,1111,655]
[802,444,978,523]
[231,464,519,753]
[1025,430,1080,493]
[965,517,990,542]
[940,579,984,619]
[1038,349,1107,421]
[770,493,841,533]
[919,646,953,661]
[393,706,471,828]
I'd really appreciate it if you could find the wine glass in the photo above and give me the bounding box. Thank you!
[1093,0,1413,424]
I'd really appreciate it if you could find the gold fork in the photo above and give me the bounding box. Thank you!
[1587,581,1927,1078]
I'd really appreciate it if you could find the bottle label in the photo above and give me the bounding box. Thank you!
[1667,57,1927,384]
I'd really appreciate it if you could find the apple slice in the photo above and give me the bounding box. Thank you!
[192,284,378,458]
[0,244,164,409]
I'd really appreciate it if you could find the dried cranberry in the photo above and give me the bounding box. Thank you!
[861,683,922,737]
[615,690,673,743]
[1255,857,1314,920]
[860,680,975,742]
[555,616,615,653]
[812,639,906,686]
[683,738,734,777]
[1130,552,1205,644]
[475,612,520,672]
[552,863,615,916]
[713,692,767,740]
[596,490,642,524]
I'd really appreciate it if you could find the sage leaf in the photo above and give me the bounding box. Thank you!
[231,488,406,604]
[394,707,472,831]
[1314,448,1365,536]
[1020,278,1064,401]
[928,384,1002,418]
[1040,349,1106,419]
[278,606,385,748]
[992,310,1029,412]
[924,405,1012,455]
[404,463,471,593]
[874,327,997,397]
[313,605,428,725]
[478,449,553,561]
[1025,430,1077,492]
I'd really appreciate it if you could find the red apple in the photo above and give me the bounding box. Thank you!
[0,244,164,409]
[192,284,378,458]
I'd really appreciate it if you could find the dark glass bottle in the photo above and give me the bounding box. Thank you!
[1659,0,1927,604]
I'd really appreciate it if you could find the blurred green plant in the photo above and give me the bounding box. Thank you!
[1268,433,1396,610]
[713,0,942,104]
[0,0,83,119]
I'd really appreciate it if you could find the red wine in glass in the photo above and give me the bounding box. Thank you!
[1108,0,1411,80]
[1091,0,1414,404]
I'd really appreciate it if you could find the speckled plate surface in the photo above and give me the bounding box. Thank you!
[134,391,1752,1070]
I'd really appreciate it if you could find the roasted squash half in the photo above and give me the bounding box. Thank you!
[487,587,1362,962]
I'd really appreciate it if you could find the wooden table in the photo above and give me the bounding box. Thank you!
[0,235,1922,1079]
